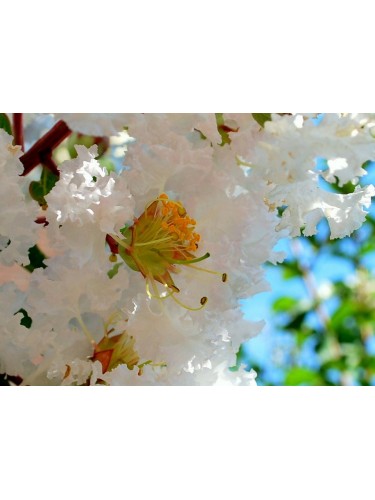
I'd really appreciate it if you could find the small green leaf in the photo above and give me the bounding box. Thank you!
[24,245,47,273]
[98,156,116,173]
[193,128,207,140]
[282,261,301,280]
[252,113,272,128]
[215,113,239,146]
[0,113,12,135]
[108,262,122,279]
[272,296,298,312]
[15,308,33,329]
[285,367,324,386]
[67,132,109,159]
[29,167,59,206]
[284,311,307,331]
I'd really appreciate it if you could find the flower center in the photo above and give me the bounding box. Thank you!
[111,194,226,310]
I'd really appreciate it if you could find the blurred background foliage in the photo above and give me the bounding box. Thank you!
[239,160,375,385]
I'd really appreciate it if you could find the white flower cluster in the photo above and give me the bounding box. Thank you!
[0,113,374,385]
[250,113,375,238]
[0,130,39,266]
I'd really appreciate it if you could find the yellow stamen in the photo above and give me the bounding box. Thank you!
[115,193,224,309]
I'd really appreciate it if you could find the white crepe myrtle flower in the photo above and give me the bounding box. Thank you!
[103,360,257,386]
[105,114,287,385]
[303,113,375,186]
[0,250,128,384]
[26,256,130,333]
[249,113,375,238]
[53,113,130,137]
[46,145,133,231]
[0,281,55,380]
[0,263,31,292]
[0,129,39,265]
[270,177,375,238]
[45,144,134,265]
[122,114,245,214]
[47,358,103,386]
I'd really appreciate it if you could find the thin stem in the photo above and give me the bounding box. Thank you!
[20,120,71,176]
[13,113,24,151]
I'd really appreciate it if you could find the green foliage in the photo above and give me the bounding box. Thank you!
[108,262,122,279]
[29,167,59,207]
[66,132,109,159]
[215,113,232,146]
[15,308,32,329]
[98,156,116,173]
[215,113,240,146]
[0,113,12,135]
[272,296,298,312]
[24,245,47,272]
[285,367,324,386]
[281,261,301,280]
[252,113,272,128]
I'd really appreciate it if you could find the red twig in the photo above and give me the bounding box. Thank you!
[20,120,71,176]
[13,113,24,151]
[40,153,60,177]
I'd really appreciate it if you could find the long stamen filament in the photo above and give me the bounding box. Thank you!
[135,236,175,247]
[158,251,211,265]
[76,313,96,346]
[110,234,132,251]
[146,280,173,300]
[170,292,208,311]
[187,264,222,276]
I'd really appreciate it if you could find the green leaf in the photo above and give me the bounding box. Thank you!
[0,113,12,135]
[362,356,375,370]
[98,156,116,173]
[15,308,32,329]
[252,113,272,128]
[67,132,109,159]
[215,113,239,146]
[272,296,298,312]
[295,328,314,347]
[193,128,207,140]
[281,261,301,280]
[29,167,59,206]
[285,367,324,386]
[359,241,375,256]
[24,245,47,273]
[108,262,122,279]
[284,311,307,331]
[215,113,231,146]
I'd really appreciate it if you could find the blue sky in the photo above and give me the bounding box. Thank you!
[241,159,375,385]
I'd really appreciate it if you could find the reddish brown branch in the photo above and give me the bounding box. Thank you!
[40,153,60,177]
[20,120,71,176]
[13,113,24,151]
